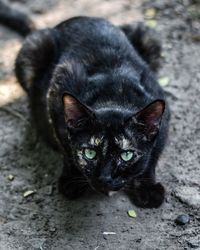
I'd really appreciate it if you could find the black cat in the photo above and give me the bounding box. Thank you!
[0,0,35,36]
[14,16,170,208]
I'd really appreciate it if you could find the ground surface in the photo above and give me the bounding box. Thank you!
[0,0,200,249]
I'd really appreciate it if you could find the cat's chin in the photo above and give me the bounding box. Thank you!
[92,185,123,195]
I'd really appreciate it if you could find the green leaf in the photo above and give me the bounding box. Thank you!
[145,19,157,28]
[144,8,157,18]
[127,209,137,218]
[158,76,170,87]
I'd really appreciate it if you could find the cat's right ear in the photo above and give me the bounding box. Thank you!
[63,94,95,129]
[134,100,165,141]
[126,100,165,141]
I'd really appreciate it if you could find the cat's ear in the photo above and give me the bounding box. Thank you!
[63,93,94,129]
[134,100,165,141]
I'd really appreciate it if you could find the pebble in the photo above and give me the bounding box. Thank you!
[175,214,190,225]
[49,227,57,233]
[96,212,103,216]
[175,186,200,208]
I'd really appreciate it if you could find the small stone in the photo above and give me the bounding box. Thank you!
[108,191,117,197]
[175,186,200,208]
[175,214,190,225]
[96,212,103,216]
[49,227,56,233]
[7,174,14,181]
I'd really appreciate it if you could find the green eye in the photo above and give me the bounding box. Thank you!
[121,151,134,162]
[84,148,97,160]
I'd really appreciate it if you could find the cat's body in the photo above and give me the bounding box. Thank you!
[15,16,170,208]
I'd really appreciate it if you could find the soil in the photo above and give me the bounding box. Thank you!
[0,0,200,249]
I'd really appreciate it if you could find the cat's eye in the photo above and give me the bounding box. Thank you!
[121,151,134,162]
[84,148,97,160]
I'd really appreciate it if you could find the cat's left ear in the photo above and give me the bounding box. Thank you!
[134,100,165,141]
[63,93,95,129]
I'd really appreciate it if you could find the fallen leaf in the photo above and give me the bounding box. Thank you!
[158,76,170,87]
[128,209,137,218]
[144,8,157,18]
[103,232,116,235]
[23,190,36,198]
[145,19,157,28]
[7,174,14,181]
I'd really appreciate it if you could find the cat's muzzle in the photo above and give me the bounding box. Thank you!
[92,176,126,193]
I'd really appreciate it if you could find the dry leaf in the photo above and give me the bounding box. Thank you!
[23,190,36,198]
[7,174,14,181]
[103,232,116,235]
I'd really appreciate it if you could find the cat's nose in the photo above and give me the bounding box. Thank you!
[98,175,112,186]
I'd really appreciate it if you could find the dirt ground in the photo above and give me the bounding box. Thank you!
[0,0,200,249]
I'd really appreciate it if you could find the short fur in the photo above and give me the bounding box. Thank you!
[15,16,170,208]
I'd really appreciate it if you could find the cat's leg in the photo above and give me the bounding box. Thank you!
[58,157,90,199]
[120,23,162,72]
[128,166,165,208]
[126,140,166,208]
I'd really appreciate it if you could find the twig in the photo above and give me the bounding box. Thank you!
[0,106,29,123]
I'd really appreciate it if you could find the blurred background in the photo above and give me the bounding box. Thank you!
[0,1,200,249]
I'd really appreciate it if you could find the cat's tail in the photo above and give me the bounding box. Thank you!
[121,23,162,72]
[15,28,58,94]
[0,0,35,36]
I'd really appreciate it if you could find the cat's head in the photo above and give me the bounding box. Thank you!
[63,93,165,194]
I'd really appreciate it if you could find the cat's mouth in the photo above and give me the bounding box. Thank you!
[90,178,126,194]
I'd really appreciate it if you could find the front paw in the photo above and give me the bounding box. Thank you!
[58,176,89,199]
[130,183,165,208]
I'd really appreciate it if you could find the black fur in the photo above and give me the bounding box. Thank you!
[121,23,162,72]
[0,0,35,36]
[15,16,170,208]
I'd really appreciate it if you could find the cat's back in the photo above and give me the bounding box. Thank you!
[52,16,162,109]
[55,16,133,56]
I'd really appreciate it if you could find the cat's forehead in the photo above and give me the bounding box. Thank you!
[114,135,135,150]
[87,133,135,150]
[89,136,104,146]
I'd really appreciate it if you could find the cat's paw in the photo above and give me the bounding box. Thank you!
[58,176,89,199]
[130,182,165,208]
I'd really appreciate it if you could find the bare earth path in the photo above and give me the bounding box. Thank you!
[0,0,200,249]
